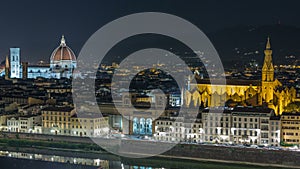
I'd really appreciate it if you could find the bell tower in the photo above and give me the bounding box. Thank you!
[10,48,21,78]
[261,37,274,103]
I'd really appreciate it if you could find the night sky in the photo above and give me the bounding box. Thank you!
[0,0,299,64]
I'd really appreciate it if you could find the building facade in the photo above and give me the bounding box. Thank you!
[202,107,279,145]
[71,113,109,137]
[154,116,202,143]
[10,48,21,78]
[281,113,300,145]
[41,106,75,135]
[7,115,42,133]
[269,116,281,146]
[202,108,231,143]
[49,35,77,79]
[185,38,296,115]
[7,36,77,79]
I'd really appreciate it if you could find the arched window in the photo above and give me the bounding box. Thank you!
[146,118,152,135]
[139,118,146,134]
[133,117,139,134]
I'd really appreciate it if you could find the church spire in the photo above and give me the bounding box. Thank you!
[60,35,66,46]
[262,37,274,82]
[261,37,275,110]
[266,36,271,50]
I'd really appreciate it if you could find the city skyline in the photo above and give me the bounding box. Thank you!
[0,0,300,63]
[0,1,300,169]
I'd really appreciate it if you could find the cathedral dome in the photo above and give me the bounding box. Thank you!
[50,36,76,62]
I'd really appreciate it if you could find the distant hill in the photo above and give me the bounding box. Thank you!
[207,24,300,69]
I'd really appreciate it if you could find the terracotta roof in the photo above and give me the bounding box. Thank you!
[50,46,76,61]
[50,36,76,62]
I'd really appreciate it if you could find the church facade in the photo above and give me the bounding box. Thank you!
[5,36,77,79]
[185,38,296,115]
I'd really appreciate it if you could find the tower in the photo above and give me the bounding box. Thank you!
[261,37,274,103]
[22,62,28,79]
[10,48,21,78]
[5,56,10,80]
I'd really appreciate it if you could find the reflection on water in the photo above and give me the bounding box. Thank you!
[0,149,283,169]
[1,151,109,167]
[0,150,162,169]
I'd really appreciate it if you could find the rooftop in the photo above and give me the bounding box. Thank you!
[42,106,74,112]
[196,78,261,86]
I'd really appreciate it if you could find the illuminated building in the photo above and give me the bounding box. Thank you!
[202,108,231,143]
[281,112,300,145]
[169,92,182,107]
[42,107,109,137]
[202,106,280,146]
[154,118,176,142]
[49,35,77,79]
[41,106,75,135]
[186,38,296,115]
[269,116,281,146]
[10,48,21,78]
[6,36,77,79]
[154,116,202,143]
[230,107,273,145]
[120,92,167,135]
[71,113,109,137]
[7,115,42,133]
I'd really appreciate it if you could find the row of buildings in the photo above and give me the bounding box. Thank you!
[154,107,280,146]
[1,102,299,147]
[1,106,109,138]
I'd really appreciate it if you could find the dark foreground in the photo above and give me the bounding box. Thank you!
[0,147,296,169]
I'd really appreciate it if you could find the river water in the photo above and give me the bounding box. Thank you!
[0,149,289,169]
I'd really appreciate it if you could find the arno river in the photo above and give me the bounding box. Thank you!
[0,148,292,169]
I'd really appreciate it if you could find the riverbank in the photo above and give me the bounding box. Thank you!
[0,132,299,168]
